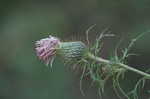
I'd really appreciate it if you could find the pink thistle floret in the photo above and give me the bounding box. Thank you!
[35,35,60,66]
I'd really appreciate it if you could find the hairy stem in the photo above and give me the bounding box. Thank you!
[87,53,150,78]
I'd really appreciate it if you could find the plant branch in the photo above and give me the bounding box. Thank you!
[87,53,150,79]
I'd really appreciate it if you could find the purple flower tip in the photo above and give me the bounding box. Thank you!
[35,35,60,66]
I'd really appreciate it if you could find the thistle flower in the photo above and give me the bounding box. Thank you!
[35,35,60,66]
[35,35,87,66]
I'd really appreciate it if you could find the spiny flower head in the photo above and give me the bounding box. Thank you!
[35,35,60,66]
[35,35,87,66]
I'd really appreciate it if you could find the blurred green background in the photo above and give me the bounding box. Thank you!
[0,0,150,99]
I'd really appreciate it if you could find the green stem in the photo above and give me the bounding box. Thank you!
[87,53,150,78]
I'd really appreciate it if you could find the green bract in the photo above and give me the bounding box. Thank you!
[57,42,88,62]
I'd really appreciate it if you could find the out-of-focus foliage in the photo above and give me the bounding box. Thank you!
[0,0,150,99]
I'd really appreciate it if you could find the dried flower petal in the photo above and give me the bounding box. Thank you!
[35,35,60,66]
